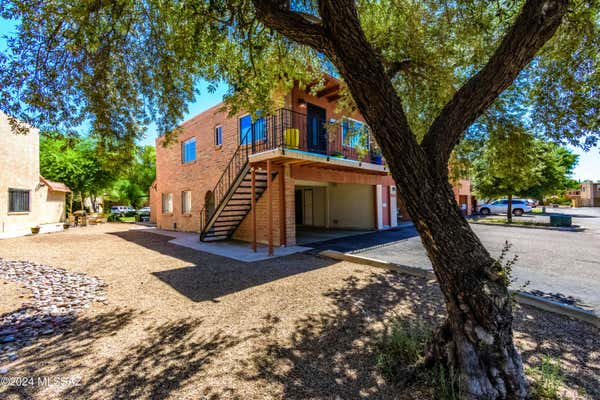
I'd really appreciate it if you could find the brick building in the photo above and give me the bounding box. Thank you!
[567,181,600,207]
[151,76,475,253]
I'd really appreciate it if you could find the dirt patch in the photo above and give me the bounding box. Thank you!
[0,224,597,399]
[0,280,28,315]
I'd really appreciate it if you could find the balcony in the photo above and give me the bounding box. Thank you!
[243,108,384,166]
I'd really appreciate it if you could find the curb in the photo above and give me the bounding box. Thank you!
[319,250,600,329]
[469,221,585,232]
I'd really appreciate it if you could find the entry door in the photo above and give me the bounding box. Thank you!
[306,103,327,153]
[303,189,314,226]
[382,185,390,227]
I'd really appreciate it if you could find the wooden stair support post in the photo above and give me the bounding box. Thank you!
[279,166,286,247]
[251,166,257,252]
[267,160,273,256]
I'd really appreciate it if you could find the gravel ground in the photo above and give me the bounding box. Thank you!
[0,223,598,399]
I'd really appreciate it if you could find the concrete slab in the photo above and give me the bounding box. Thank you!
[295,227,373,245]
[141,228,312,262]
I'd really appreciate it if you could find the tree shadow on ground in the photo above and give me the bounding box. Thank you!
[238,271,444,399]
[63,318,241,400]
[108,229,337,302]
[1,308,136,399]
[237,270,599,399]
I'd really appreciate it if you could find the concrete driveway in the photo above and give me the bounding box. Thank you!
[318,208,600,314]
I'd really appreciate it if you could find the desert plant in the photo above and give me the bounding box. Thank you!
[526,356,565,400]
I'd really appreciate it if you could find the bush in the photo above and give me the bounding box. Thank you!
[376,319,430,380]
[526,356,565,400]
[124,210,138,217]
[107,214,120,222]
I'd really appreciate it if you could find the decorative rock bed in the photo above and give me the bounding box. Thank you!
[0,258,107,365]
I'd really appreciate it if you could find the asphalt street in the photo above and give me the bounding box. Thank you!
[318,208,600,314]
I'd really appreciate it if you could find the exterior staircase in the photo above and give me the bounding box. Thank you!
[200,164,276,241]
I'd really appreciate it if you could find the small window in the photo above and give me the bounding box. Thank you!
[161,193,173,213]
[341,117,369,148]
[215,126,222,146]
[8,189,30,213]
[239,114,266,145]
[182,191,192,214]
[182,138,196,163]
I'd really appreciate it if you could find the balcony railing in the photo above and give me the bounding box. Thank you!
[245,108,383,164]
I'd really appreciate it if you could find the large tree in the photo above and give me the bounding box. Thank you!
[1,0,598,398]
[472,124,542,222]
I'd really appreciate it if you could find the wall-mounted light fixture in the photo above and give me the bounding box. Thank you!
[298,98,307,108]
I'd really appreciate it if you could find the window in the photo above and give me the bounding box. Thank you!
[239,114,266,145]
[182,191,192,214]
[215,126,222,146]
[8,189,30,213]
[161,193,173,213]
[341,117,369,148]
[182,138,196,163]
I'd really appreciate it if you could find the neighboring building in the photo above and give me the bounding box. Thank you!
[577,181,600,207]
[152,76,398,250]
[453,179,477,216]
[0,112,71,238]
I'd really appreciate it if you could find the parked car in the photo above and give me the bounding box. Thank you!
[525,198,539,207]
[137,207,151,215]
[477,199,532,216]
[110,206,134,215]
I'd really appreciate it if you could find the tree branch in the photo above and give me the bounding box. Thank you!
[251,0,329,49]
[421,0,568,171]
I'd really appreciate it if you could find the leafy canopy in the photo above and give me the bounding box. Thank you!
[0,0,598,150]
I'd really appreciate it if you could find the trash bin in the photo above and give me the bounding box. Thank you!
[549,215,571,227]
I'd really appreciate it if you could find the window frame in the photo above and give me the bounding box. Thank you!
[239,113,266,145]
[161,193,173,214]
[8,188,31,213]
[181,190,192,214]
[341,117,369,149]
[214,125,223,147]
[181,137,197,164]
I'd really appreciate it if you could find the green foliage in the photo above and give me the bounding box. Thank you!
[376,318,430,380]
[40,134,116,207]
[472,119,542,201]
[526,356,565,400]
[0,0,598,151]
[429,364,461,400]
[106,146,156,209]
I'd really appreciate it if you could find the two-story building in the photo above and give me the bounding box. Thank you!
[0,112,71,238]
[568,181,600,207]
[151,77,399,253]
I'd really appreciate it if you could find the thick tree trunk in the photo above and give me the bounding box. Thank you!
[251,0,567,397]
[507,194,513,223]
[314,11,528,400]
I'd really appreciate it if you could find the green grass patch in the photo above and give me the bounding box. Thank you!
[526,356,565,400]
[118,216,136,222]
[482,218,551,227]
[375,318,460,399]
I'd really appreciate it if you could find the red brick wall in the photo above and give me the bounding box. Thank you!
[233,165,296,246]
[154,103,244,232]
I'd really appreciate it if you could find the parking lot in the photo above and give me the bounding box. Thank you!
[346,208,600,313]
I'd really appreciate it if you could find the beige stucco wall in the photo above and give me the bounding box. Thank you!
[328,183,375,229]
[0,112,66,235]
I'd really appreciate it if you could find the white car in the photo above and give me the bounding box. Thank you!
[137,207,151,214]
[477,199,532,216]
[110,206,134,215]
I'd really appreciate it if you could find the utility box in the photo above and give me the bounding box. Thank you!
[549,215,572,227]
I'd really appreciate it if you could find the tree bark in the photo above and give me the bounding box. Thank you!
[507,194,513,223]
[251,0,567,398]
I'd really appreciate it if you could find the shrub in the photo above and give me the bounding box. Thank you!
[124,210,138,217]
[526,356,565,400]
[376,318,430,380]
[107,214,120,222]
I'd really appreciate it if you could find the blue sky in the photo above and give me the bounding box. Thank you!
[1,17,598,180]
